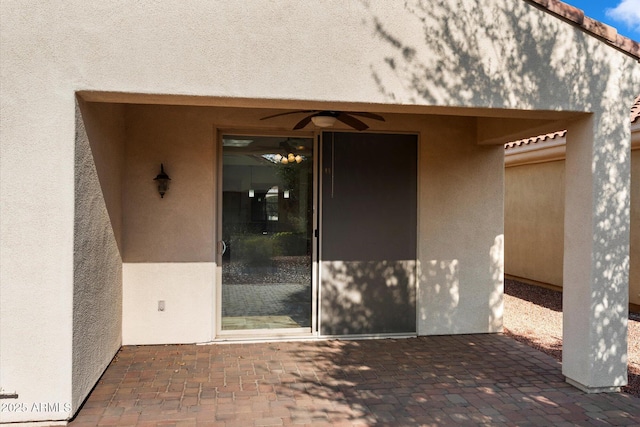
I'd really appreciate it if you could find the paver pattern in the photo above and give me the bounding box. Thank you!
[69,335,640,426]
[222,283,311,327]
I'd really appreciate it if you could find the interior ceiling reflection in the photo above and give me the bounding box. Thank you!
[223,136,313,166]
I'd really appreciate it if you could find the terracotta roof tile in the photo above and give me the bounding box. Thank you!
[632,95,640,123]
[506,95,640,150]
[506,2,640,150]
[525,0,640,59]
[505,130,566,150]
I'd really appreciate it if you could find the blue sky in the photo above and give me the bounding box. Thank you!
[563,0,640,42]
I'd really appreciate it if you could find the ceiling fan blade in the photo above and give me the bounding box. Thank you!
[293,115,313,130]
[260,110,317,120]
[336,113,369,131]
[348,112,385,121]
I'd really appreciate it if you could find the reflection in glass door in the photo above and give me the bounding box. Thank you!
[221,135,313,331]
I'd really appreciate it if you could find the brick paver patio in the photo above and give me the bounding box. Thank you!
[69,334,640,426]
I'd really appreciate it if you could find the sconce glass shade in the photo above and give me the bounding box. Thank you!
[311,115,337,127]
[154,163,171,198]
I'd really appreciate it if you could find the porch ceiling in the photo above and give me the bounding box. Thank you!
[77,91,583,146]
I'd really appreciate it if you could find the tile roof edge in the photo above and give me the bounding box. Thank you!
[506,98,639,150]
[524,0,640,60]
[505,130,566,150]
[632,95,640,123]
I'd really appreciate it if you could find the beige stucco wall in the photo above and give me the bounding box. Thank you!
[72,103,123,410]
[1,0,639,422]
[121,104,216,344]
[123,105,216,263]
[504,140,639,307]
[116,104,504,344]
[505,161,565,286]
[632,148,640,306]
[418,116,504,335]
[123,263,215,345]
[80,102,126,251]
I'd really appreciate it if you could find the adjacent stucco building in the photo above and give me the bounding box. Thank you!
[1,0,639,424]
[505,99,640,310]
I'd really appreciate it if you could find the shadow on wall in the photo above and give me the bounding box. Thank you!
[365,0,622,111]
[589,115,632,384]
[321,260,416,335]
[417,236,504,334]
[73,101,123,410]
[361,0,635,382]
[418,259,460,331]
[490,235,504,331]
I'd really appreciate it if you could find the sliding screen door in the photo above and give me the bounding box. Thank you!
[321,132,417,335]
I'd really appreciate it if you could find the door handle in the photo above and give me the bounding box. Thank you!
[218,240,227,256]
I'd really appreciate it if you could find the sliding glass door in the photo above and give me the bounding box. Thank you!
[220,135,314,332]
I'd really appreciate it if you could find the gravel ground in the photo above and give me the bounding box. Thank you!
[222,256,311,284]
[504,278,640,397]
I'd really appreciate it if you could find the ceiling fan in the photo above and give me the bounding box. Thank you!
[260,110,385,131]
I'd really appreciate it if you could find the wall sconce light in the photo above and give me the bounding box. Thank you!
[154,163,171,198]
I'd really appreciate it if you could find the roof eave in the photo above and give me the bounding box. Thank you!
[524,0,640,60]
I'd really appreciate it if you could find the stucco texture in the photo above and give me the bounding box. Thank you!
[632,148,640,305]
[505,144,640,308]
[505,160,565,287]
[73,103,123,412]
[114,104,504,344]
[502,120,640,389]
[123,105,215,263]
[418,116,505,335]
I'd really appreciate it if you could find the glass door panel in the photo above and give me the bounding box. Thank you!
[221,135,313,331]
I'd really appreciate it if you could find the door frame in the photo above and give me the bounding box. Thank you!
[214,128,420,341]
[214,128,319,340]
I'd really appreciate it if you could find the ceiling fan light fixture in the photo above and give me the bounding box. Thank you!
[311,115,337,128]
[260,110,384,131]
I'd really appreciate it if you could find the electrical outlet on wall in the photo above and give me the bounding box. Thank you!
[158,300,165,311]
